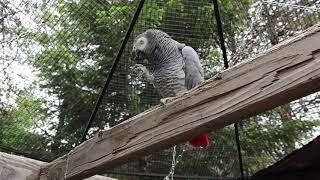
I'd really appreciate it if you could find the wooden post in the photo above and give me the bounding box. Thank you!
[0,152,116,180]
[40,24,320,180]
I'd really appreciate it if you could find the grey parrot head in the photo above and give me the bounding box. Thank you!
[131,29,170,63]
[131,33,149,62]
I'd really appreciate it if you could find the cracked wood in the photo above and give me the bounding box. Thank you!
[40,24,320,180]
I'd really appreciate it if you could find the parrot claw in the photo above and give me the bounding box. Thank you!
[213,71,222,80]
[160,97,175,105]
[131,64,147,78]
[131,64,154,82]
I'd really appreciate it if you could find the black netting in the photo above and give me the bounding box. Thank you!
[1,0,320,179]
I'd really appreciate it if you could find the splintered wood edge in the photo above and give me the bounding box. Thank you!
[40,23,320,180]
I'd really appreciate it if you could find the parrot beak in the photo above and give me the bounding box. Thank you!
[131,49,144,62]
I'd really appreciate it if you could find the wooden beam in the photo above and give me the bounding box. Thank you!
[0,152,45,180]
[0,152,116,180]
[40,24,320,180]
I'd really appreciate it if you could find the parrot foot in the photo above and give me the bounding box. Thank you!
[160,97,176,105]
[131,64,154,82]
[131,64,148,78]
[213,71,222,80]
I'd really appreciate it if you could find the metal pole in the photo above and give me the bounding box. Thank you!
[80,0,146,143]
[211,0,244,178]
[234,123,244,179]
[212,0,229,69]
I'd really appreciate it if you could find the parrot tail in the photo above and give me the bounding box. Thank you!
[188,134,209,148]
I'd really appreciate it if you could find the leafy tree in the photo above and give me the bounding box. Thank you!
[0,91,54,159]
[230,0,320,175]
[1,0,319,178]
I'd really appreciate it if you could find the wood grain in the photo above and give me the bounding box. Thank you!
[0,152,116,180]
[40,24,320,180]
[0,152,45,180]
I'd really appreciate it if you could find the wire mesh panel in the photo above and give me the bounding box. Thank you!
[197,0,320,177]
[98,0,245,178]
[229,0,320,176]
[239,93,320,176]
[1,0,320,179]
[231,0,320,65]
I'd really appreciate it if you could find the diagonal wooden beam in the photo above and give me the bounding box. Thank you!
[40,24,320,180]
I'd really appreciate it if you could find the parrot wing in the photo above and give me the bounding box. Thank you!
[181,46,204,90]
[180,45,209,148]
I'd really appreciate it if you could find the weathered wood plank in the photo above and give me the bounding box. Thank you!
[0,152,116,180]
[86,175,117,180]
[40,24,320,180]
[0,152,45,180]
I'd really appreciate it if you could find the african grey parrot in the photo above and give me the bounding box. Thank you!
[131,29,209,148]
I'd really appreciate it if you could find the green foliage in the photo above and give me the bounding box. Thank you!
[0,92,54,159]
[241,116,320,175]
[1,0,320,178]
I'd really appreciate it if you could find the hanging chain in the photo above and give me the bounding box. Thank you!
[164,145,187,180]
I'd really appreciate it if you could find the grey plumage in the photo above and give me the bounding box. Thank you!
[182,46,204,90]
[131,29,210,148]
[131,29,204,98]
